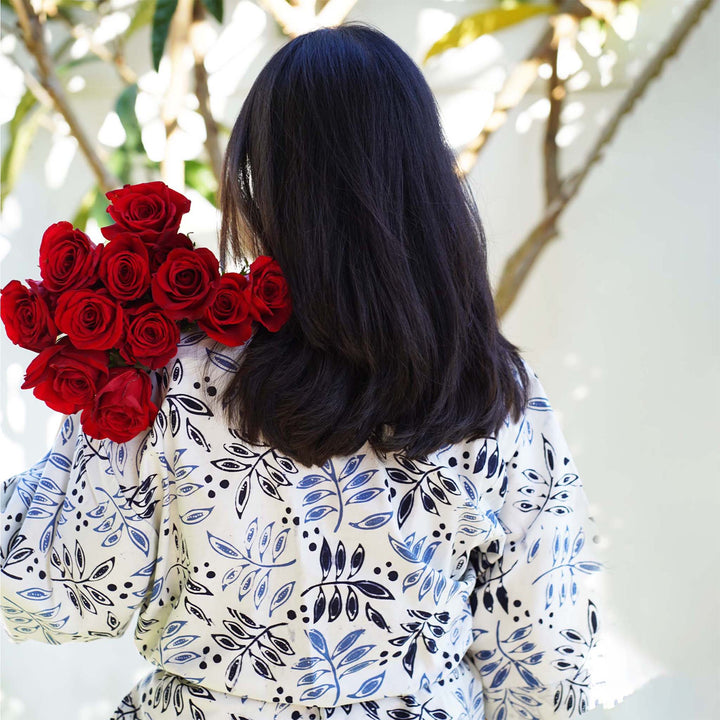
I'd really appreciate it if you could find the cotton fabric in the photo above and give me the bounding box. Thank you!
[1,332,605,719]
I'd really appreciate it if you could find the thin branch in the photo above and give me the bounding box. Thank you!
[54,9,138,85]
[493,0,716,318]
[456,26,554,176]
[190,0,222,184]
[9,0,116,193]
[161,0,194,190]
[543,30,564,205]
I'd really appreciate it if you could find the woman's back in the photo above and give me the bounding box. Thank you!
[2,332,605,718]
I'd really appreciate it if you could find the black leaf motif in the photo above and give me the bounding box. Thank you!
[170,402,181,436]
[85,585,112,606]
[320,538,332,580]
[74,540,85,575]
[483,588,494,613]
[258,476,282,501]
[354,580,394,599]
[419,488,438,515]
[313,589,326,623]
[496,584,509,614]
[396,456,420,473]
[225,656,242,691]
[474,442,487,473]
[170,394,213,416]
[89,557,115,582]
[251,655,275,680]
[212,633,243,651]
[426,479,449,505]
[186,419,211,452]
[543,435,556,472]
[63,545,73,572]
[398,491,414,528]
[162,681,172,712]
[224,620,251,639]
[402,640,417,676]
[365,603,390,630]
[335,541,346,577]
[346,587,359,620]
[235,477,250,519]
[173,683,184,715]
[212,458,250,473]
[487,445,499,477]
[189,699,205,720]
[588,599,599,636]
[387,468,413,484]
[349,544,365,578]
[328,586,343,621]
[267,633,294,656]
[185,576,213,595]
[554,686,563,711]
[4,547,32,567]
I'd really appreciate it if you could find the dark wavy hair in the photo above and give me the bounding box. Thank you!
[217,21,530,468]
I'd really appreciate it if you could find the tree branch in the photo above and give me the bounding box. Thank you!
[190,0,222,184]
[9,0,116,193]
[493,0,715,318]
[161,0,194,190]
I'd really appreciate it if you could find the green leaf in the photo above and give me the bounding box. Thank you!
[200,0,223,23]
[115,83,142,152]
[185,159,217,205]
[152,0,178,72]
[71,185,109,231]
[423,2,557,64]
[1,90,43,209]
[126,0,156,41]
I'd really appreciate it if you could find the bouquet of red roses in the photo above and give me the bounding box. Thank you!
[1,181,292,444]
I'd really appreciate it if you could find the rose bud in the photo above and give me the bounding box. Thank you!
[150,232,194,273]
[247,256,292,332]
[38,221,99,292]
[98,233,151,303]
[0,279,57,352]
[81,367,158,443]
[54,289,125,351]
[198,272,254,346]
[101,181,191,246]
[151,246,220,321]
[21,338,109,415]
[121,303,179,369]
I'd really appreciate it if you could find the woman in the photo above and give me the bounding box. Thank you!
[1,22,606,720]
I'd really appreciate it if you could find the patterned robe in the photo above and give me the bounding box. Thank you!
[1,333,605,719]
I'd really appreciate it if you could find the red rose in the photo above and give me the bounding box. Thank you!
[0,279,57,351]
[151,247,220,320]
[198,272,254,346]
[55,289,125,350]
[21,338,109,415]
[98,233,151,303]
[150,232,194,272]
[81,367,158,443]
[121,304,179,369]
[101,181,191,245]
[39,221,99,292]
[247,256,292,332]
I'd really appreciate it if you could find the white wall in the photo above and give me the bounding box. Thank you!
[1,0,718,718]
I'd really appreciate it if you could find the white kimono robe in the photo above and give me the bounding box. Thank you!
[1,333,606,719]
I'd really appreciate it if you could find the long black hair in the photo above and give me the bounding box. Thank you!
[217,21,530,468]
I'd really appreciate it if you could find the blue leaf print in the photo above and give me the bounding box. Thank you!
[308,628,329,655]
[17,587,52,601]
[167,650,202,664]
[346,487,384,505]
[180,507,213,525]
[297,475,328,489]
[269,581,295,616]
[348,512,393,530]
[127,525,150,556]
[332,629,364,658]
[299,684,334,702]
[298,669,330,685]
[205,347,240,373]
[293,657,322,670]
[348,670,386,699]
[207,531,242,560]
[305,505,335,522]
[48,453,71,472]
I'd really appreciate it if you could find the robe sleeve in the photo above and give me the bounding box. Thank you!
[463,360,606,719]
[0,383,164,644]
